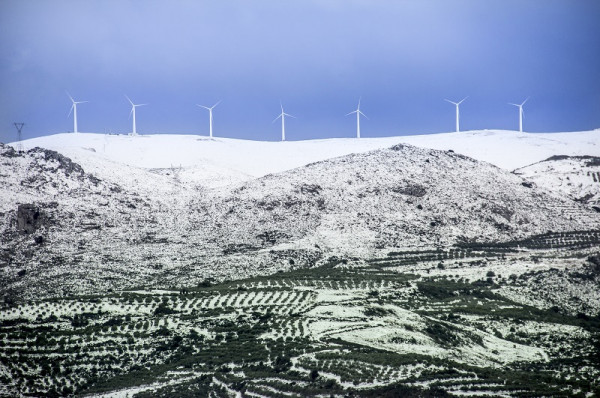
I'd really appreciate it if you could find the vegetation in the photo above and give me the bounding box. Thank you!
[0,231,599,396]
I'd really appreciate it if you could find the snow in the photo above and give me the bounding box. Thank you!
[2,130,599,302]
[10,130,600,189]
[514,156,600,205]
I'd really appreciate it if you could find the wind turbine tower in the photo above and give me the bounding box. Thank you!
[346,97,368,138]
[197,100,221,138]
[444,97,468,132]
[273,103,295,141]
[67,92,88,133]
[509,97,529,133]
[126,95,147,136]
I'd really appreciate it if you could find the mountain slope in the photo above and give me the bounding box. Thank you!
[2,142,598,303]
[514,155,600,208]
[211,143,597,255]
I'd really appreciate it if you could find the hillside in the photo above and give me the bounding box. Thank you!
[1,133,600,397]
[515,155,600,209]
[1,142,598,304]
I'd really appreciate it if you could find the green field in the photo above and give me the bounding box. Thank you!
[1,230,599,397]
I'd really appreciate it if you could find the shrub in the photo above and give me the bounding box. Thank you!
[273,355,292,373]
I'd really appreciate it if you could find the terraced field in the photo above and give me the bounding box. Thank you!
[1,230,599,397]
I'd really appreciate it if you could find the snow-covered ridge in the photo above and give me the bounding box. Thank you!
[10,130,600,184]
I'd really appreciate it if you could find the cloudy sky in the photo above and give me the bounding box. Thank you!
[1,0,599,142]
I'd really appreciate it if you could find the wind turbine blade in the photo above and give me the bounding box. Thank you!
[197,104,210,110]
[212,100,222,109]
[444,99,457,105]
[346,110,358,116]
[284,113,296,118]
[359,110,368,119]
[68,104,74,118]
[272,114,282,123]
[76,101,89,104]
[521,97,530,106]
[66,91,75,103]
[136,104,148,107]
[508,103,519,107]
[128,107,133,119]
[358,96,361,109]
[125,95,133,106]
[458,96,468,104]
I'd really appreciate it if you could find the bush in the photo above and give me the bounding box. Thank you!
[153,303,176,316]
[273,355,292,373]
[310,369,319,381]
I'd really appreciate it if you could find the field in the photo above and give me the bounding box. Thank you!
[1,230,599,397]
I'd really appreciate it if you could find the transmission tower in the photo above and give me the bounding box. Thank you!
[14,123,24,152]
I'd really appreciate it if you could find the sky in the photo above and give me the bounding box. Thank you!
[1,0,599,143]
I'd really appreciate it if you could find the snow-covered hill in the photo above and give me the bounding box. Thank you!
[515,156,600,208]
[9,130,600,190]
[2,142,598,302]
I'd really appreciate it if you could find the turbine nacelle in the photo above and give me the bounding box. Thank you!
[273,112,296,123]
[444,96,468,106]
[197,100,222,111]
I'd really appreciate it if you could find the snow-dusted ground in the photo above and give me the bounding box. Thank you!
[2,136,599,302]
[515,155,600,206]
[10,130,600,186]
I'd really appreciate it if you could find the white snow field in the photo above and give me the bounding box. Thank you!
[12,130,600,186]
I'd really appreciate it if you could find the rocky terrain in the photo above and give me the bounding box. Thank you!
[1,142,598,305]
[1,132,599,397]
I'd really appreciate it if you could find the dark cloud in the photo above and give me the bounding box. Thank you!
[1,0,599,142]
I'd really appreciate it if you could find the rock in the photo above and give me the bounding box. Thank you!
[16,204,44,235]
[28,147,84,176]
[392,184,427,197]
[0,143,20,158]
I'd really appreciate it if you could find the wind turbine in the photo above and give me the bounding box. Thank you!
[444,97,468,132]
[125,95,147,136]
[273,102,295,141]
[66,92,88,133]
[346,97,368,138]
[197,100,221,138]
[509,97,529,133]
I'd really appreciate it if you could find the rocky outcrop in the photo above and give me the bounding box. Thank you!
[16,204,43,235]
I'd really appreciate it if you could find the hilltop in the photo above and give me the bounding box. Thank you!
[1,140,598,302]
[9,130,600,189]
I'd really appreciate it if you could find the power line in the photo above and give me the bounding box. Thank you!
[14,123,24,152]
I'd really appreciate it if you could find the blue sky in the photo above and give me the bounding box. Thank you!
[1,0,599,143]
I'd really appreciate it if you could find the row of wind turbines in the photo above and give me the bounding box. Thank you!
[66,93,531,140]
